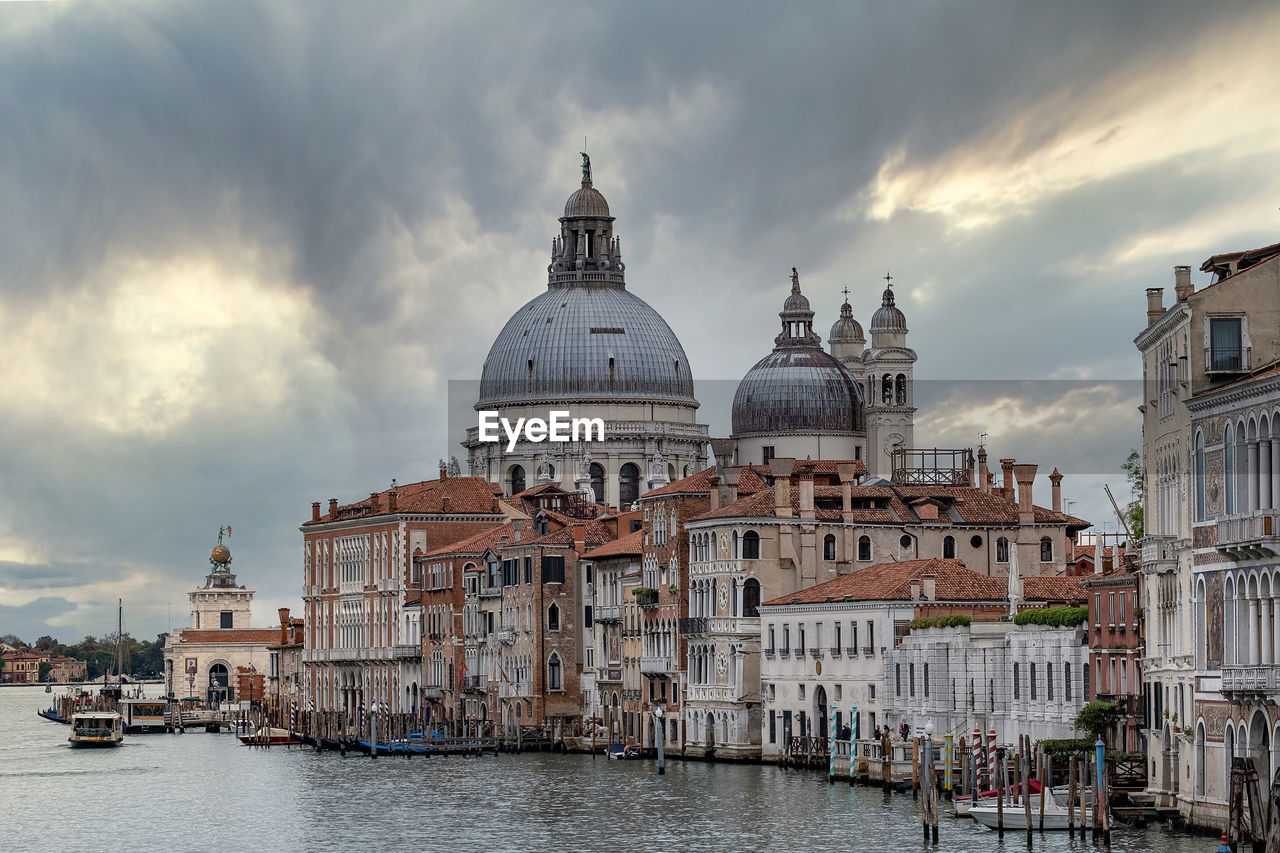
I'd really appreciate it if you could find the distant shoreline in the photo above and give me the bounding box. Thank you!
[0,679,166,688]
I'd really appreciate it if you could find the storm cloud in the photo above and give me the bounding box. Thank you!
[2,0,1277,639]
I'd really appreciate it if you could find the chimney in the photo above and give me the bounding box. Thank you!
[708,475,721,510]
[572,523,586,555]
[278,608,290,645]
[369,492,380,513]
[1146,287,1165,327]
[1013,463,1038,524]
[837,464,857,520]
[439,461,448,479]
[710,438,738,470]
[967,452,976,488]
[328,498,339,516]
[1049,467,1063,513]
[769,458,795,519]
[977,448,990,494]
[1174,265,1193,302]
[797,469,815,520]
[921,574,936,601]
[721,466,742,508]
[311,501,321,522]
[512,518,524,542]
[1000,459,1015,500]
[910,578,922,601]
[388,488,398,512]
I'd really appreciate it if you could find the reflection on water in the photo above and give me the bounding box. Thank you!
[2,686,1211,852]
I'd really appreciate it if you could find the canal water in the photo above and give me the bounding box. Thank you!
[2,685,1214,852]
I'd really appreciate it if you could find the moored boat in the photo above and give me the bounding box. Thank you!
[68,711,124,748]
[238,726,302,746]
[968,800,1074,831]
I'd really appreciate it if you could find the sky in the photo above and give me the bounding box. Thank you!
[2,0,1278,643]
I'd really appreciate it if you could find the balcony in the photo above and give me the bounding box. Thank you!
[633,589,659,608]
[497,630,515,645]
[861,646,875,657]
[679,616,708,636]
[479,586,502,598]
[808,647,822,658]
[391,644,420,659]
[1141,535,1179,574]
[595,604,623,623]
[640,655,673,675]
[708,616,759,636]
[691,558,743,577]
[462,675,483,693]
[423,685,445,701]
[1222,665,1280,697]
[829,647,842,657]
[1217,513,1280,561]
[763,647,775,658]
[846,647,858,657]
[1205,345,1250,374]
[688,684,736,702]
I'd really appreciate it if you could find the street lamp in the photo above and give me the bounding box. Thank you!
[653,705,665,775]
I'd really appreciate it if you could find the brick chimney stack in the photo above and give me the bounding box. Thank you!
[1049,467,1064,513]
[311,502,321,522]
[922,574,936,601]
[708,475,721,511]
[439,461,449,480]
[1146,287,1165,327]
[572,523,586,555]
[278,608,290,645]
[1000,459,1016,500]
[977,448,990,494]
[797,467,815,520]
[512,518,524,542]
[369,492,380,513]
[837,463,858,521]
[328,498,339,516]
[769,458,795,519]
[388,487,398,512]
[910,578,922,601]
[1013,463,1038,524]
[1174,265,1193,302]
[721,466,742,508]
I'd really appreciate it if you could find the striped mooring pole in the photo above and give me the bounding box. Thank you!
[972,726,983,788]
[943,733,954,791]
[828,704,838,781]
[987,728,997,786]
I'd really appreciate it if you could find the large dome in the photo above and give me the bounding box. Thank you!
[477,285,696,406]
[732,348,863,435]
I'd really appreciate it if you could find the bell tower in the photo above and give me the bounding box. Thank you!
[864,274,917,479]
[189,526,254,630]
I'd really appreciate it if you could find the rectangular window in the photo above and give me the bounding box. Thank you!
[586,648,594,668]
[799,710,807,736]
[585,564,594,586]
[524,556,532,584]
[1047,663,1054,701]
[798,625,806,655]
[1109,592,1116,626]
[762,446,776,465]
[869,684,875,700]
[767,625,775,652]
[541,555,565,584]
[895,664,901,696]
[1209,317,1244,371]
[220,611,233,629]
[867,621,875,652]
[584,605,593,629]
[835,684,842,701]
[1094,594,1101,626]
[909,662,916,697]
[834,623,841,651]
[783,710,792,739]
[851,622,858,652]
[1013,663,1020,699]
[783,626,790,654]
[769,710,776,744]
[1030,663,1037,700]
[923,663,929,698]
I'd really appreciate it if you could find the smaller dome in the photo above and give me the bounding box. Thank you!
[564,183,611,218]
[829,299,864,343]
[784,291,811,313]
[870,286,907,333]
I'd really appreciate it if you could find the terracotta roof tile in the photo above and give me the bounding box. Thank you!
[640,465,773,499]
[1021,575,1087,603]
[175,629,282,644]
[582,528,645,560]
[305,476,502,525]
[762,559,1008,606]
[425,522,515,558]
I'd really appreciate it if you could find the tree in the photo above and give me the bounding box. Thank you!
[1121,449,1144,540]
[1075,700,1120,738]
[38,661,52,682]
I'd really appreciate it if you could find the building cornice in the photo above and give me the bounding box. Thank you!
[300,512,505,534]
[1134,304,1191,351]
[1187,372,1280,413]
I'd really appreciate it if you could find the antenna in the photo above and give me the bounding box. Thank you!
[978,432,988,448]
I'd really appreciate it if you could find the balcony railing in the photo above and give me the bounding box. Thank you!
[687,684,736,702]
[690,558,743,577]
[1217,513,1280,561]
[391,644,420,659]
[808,647,822,657]
[707,616,759,636]
[497,630,515,645]
[679,616,708,636]
[1140,535,1178,574]
[462,675,483,692]
[861,646,875,657]
[639,655,673,674]
[595,604,623,622]
[1222,665,1280,695]
[829,647,842,657]
[423,685,445,701]
[1205,345,1250,374]
[634,589,659,608]
[846,647,858,657]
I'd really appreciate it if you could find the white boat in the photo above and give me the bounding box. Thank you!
[68,711,124,748]
[956,793,1040,816]
[969,798,1080,831]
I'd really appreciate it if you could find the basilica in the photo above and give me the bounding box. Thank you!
[464,157,917,502]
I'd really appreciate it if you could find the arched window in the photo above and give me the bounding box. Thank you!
[547,603,560,632]
[742,530,761,560]
[619,463,640,507]
[509,465,525,495]
[996,537,1010,563]
[895,373,907,405]
[742,578,761,617]
[823,534,837,561]
[882,375,893,404]
[858,535,872,562]
[942,535,956,559]
[1040,537,1053,562]
[547,653,562,690]
[1196,431,1206,520]
[589,462,605,505]
[1225,424,1236,515]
